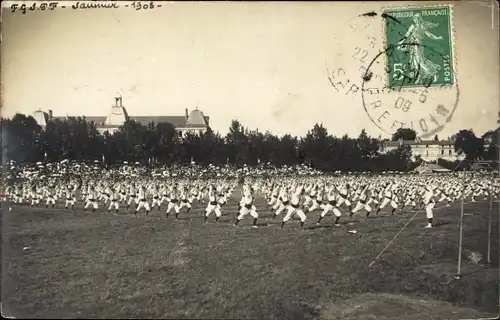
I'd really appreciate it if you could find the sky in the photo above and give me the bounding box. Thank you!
[1,0,499,139]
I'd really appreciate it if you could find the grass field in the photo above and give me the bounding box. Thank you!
[2,186,499,319]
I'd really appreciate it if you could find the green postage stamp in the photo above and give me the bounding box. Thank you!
[383,5,455,89]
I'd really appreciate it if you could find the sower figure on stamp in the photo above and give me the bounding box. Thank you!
[397,13,443,85]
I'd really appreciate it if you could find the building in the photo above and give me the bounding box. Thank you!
[379,139,465,162]
[30,95,210,136]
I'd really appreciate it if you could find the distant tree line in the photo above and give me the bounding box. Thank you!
[1,114,498,172]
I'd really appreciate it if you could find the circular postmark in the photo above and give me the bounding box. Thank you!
[361,42,459,139]
[326,13,382,104]
[326,7,459,139]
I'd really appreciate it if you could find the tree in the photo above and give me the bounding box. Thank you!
[383,145,414,171]
[6,110,499,174]
[434,135,439,141]
[358,129,380,161]
[413,154,424,167]
[3,114,43,162]
[482,128,499,162]
[277,134,299,167]
[197,127,225,165]
[265,132,281,165]
[391,128,417,141]
[247,130,266,165]
[299,123,332,171]
[226,120,248,164]
[454,129,485,160]
[116,120,150,161]
[155,122,178,164]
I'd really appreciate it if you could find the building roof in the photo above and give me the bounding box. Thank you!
[35,97,210,129]
[185,109,209,127]
[384,140,454,147]
[54,116,106,125]
[132,116,187,127]
[105,106,129,126]
[32,110,49,126]
[53,115,210,128]
[85,116,107,125]
[130,115,209,128]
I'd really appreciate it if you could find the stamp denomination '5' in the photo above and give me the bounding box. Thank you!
[384,6,455,89]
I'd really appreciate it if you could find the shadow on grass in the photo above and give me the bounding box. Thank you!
[304,225,334,230]
[433,221,452,227]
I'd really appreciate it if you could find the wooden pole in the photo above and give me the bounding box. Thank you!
[456,164,467,278]
[457,191,464,278]
[487,181,492,265]
[485,164,496,265]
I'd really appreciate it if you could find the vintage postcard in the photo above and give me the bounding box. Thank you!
[1,1,499,319]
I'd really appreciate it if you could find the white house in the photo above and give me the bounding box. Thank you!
[379,139,465,162]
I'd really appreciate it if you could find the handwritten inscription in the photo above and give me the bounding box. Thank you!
[129,1,157,10]
[72,1,119,9]
[11,2,58,13]
[9,1,162,14]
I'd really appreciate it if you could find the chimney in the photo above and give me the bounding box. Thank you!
[185,108,189,118]
[48,109,53,120]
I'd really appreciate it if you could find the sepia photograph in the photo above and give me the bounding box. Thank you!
[1,0,499,319]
